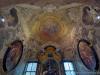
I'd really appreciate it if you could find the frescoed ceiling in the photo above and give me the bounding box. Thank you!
[0,1,100,64]
[0,0,100,74]
[14,4,83,58]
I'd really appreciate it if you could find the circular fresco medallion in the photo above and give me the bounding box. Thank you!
[77,39,99,71]
[3,40,23,72]
[31,13,73,42]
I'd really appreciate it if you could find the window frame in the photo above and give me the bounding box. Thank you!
[23,61,38,75]
[63,61,76,75]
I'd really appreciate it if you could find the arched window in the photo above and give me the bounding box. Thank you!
[63,62,76,75]
[24,61,38,75]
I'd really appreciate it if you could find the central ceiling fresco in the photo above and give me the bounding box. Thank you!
[31,12,72,42]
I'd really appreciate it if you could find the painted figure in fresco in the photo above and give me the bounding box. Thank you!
[79,42,96,70]
[82,6,98,25]
[7,8,18,27]
[42,21,59,37]
[6,42,22,70]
